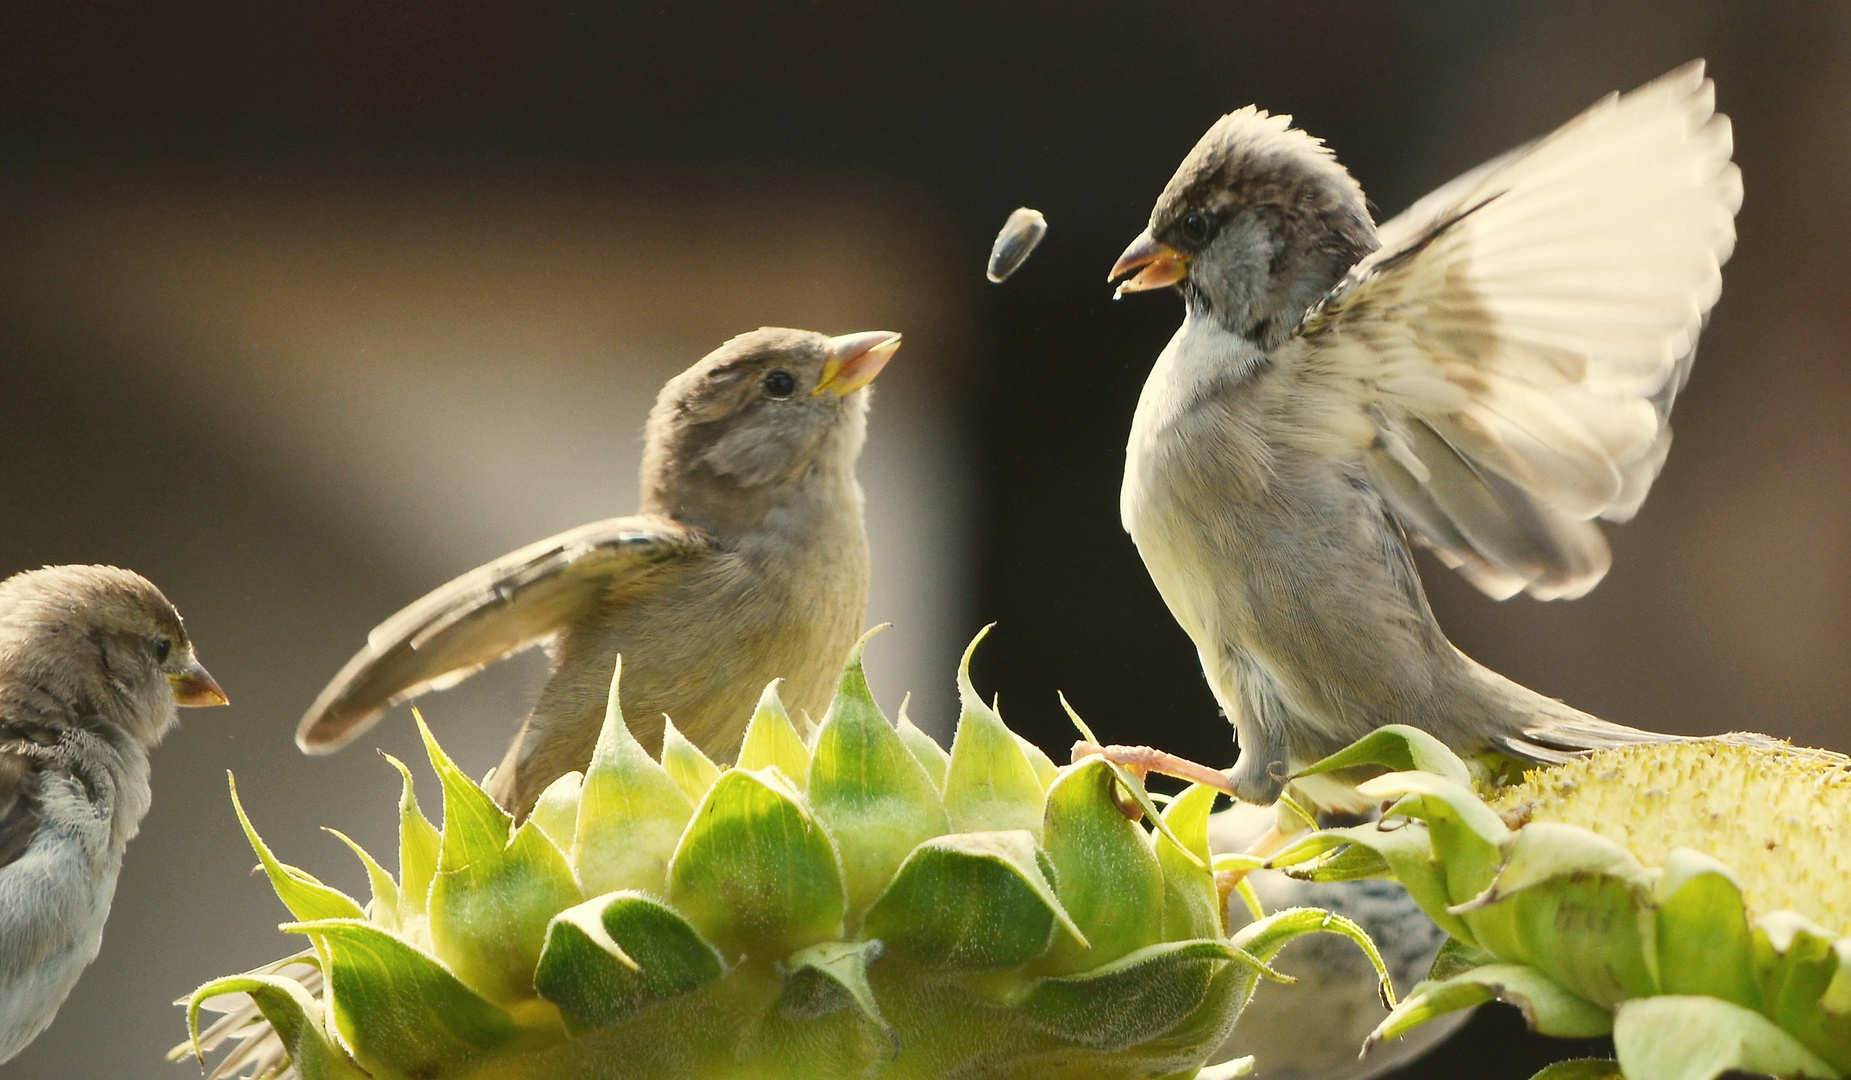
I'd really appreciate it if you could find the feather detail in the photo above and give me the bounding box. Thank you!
[1294,61,1738,600]
[296,517,706,754]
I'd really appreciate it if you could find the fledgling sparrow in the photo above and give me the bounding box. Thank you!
[1108,63,1744,811]
[295,327,900,816]
[0,564,227,1063]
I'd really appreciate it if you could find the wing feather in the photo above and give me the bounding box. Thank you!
[0,747,41,870]
[1297,61,1738,599]
[296,516,708,753]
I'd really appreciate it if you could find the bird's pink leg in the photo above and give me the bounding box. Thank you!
[1069,740,1239,796]
[1069,741,1310,927]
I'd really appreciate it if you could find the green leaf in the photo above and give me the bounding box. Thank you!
[808,642,950,922]
[1272,820,1472,944]
[1455,822,1652,909]
[533,891,724,1033]
[1751,910,1849,1071]
[1022,939,1245,1051]
[1156,783,1221,941]
[1821,940,1851,1018]
[1355,770,1509,911]
[1369,964,1611,1048]
[667,767,845,961]
[227,773,366,923]
[661,717,722,805]
[863,829,1083,969]
[941,626,1046,836]
[1037,757,1165,974]
[1523,1060,1624,1080]
[382,752,440,924]
[1130,955,1265,1071]
[407,700,581,1005]
[185,974,368,1080]
[281,919,527,1076]
[414,709,513,873]
[1367,976,1496,1047]
[1451,826,1658,1008]
[1287,839,1392,882]
[1233,876,1266,924]
[1428,937,1498,982]
[529,770,583,854]
[1654,848,1759,1008]
[782,939,888,1032]
[1016,735,1059,792]
[1230,906,1388,997]
[1296,725,1472,787]
[429,814,584,1004]
[323,828,400,932]
[894,696,950,790]
[1474,878,1658,1007]
[738,679,812,785]
[1613,996,1841,1080]
[1820,942,1851,1071]
[1058,693,1205,870]
[574,657,696,897]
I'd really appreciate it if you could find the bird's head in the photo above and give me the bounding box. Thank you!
[1110,107,1379,348]
[641,327,901,522]
[0,565,226,749]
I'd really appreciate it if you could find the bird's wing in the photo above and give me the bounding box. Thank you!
[297,515,709,753]
[0,745,42,871]
[1291,61,1739,600]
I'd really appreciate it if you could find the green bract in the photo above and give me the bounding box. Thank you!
[1272,726,1851,1080]
[179,630,1385,1080]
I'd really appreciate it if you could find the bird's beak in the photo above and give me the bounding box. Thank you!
[1108,229,1189,298]
[814,331,903,397]
[169,659,230,707]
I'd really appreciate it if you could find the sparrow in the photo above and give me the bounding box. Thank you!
[0,564,227,1063]
[295,327,901,817]
[1106,63,1743,813]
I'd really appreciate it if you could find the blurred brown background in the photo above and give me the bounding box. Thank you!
[0,3,1846,1077]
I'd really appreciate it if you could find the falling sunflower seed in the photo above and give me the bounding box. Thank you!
[986,207,1047,283]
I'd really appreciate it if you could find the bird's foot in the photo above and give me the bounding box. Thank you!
[1067,742,1311,894]
[1070,740,1239,819]
[1070,741,1238,795]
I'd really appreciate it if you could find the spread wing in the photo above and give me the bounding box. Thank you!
[1292,61,1740,600]
[297,515,709,753]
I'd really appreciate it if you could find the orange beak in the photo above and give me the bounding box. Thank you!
[1108,229,1189,298]
[169,658,230,707]
[814,331,903,397]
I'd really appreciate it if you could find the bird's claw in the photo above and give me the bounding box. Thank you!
[1069,740,1239,796]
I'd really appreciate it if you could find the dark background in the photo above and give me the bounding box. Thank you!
[1,3,1847,1077]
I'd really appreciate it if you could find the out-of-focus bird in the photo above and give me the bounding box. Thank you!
[0,565,227,1063]
[295,327,900,816]
[1207,803,1465,1080]
[1105,63,1743,813]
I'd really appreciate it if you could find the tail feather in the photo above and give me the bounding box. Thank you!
[1503,715,1836,764]
[1497,733,1583,765]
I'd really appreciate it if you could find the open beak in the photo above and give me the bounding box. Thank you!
[1108,229,1189,298]
[814,331,903,397]
[169,658,229,708]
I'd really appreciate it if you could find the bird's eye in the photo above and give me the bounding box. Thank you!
[762,370,797,398]
[1180,211,1211,243]
[153,637,172,663]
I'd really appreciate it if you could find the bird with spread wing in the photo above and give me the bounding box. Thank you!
[1096,63,1757,824]
[295,327,901,816]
